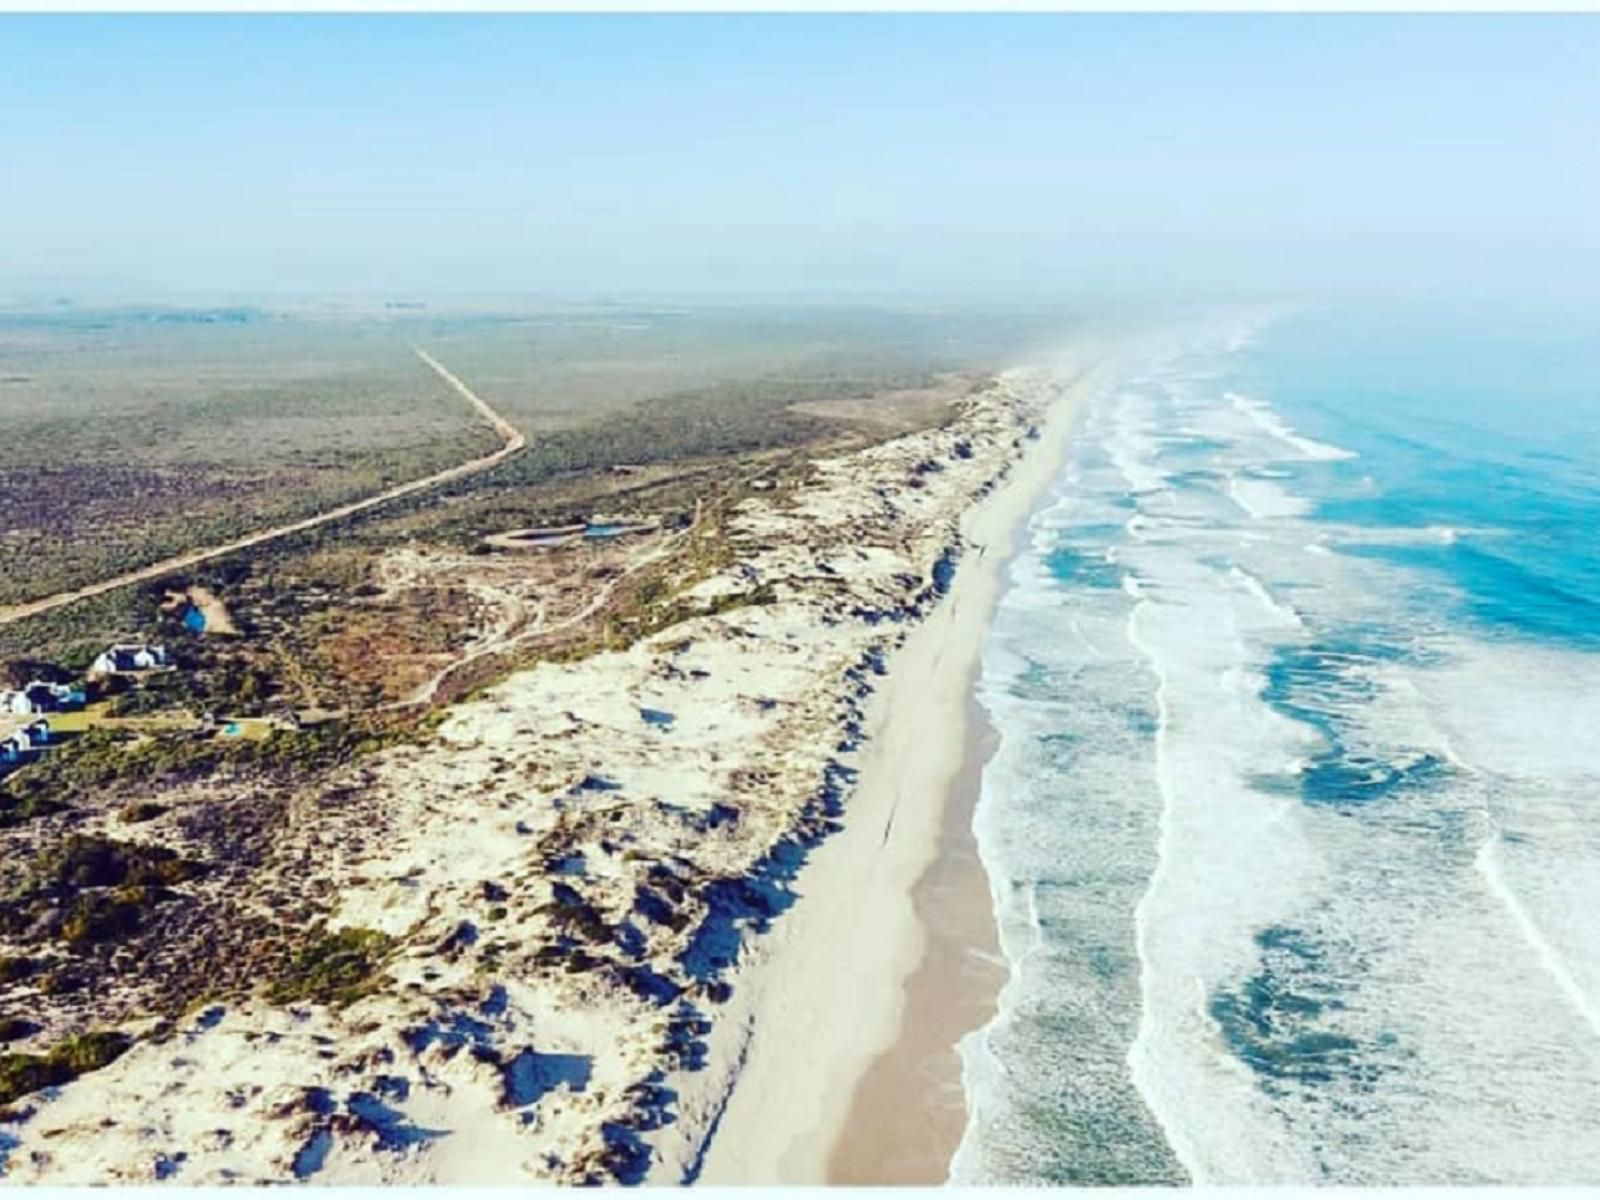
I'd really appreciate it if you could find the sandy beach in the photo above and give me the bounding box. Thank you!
[696,343,1110,1185]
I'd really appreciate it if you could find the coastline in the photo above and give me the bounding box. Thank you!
[695,345,1104,1185]
[3,347,1101,1186]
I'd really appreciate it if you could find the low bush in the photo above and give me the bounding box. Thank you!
[0,1030,132,1106]
[267,927,394,1006]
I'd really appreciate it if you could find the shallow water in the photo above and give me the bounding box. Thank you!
[953,308,1600,1184]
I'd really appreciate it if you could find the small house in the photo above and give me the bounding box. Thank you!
[0,732,27,765]
[4,681,84,714]
[90,644,171,676]
[21,719,50,749]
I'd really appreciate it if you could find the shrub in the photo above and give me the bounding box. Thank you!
[0,1030,132,1106]
[34,835,201,892]
[267,927,394,1006]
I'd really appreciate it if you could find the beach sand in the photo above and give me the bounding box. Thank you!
[696,345,1107,1185]
[828,691,1006,1184]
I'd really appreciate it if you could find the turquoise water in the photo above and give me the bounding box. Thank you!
[953,309,1600,1184]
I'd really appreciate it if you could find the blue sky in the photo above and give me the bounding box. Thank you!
[2,14,1596,300]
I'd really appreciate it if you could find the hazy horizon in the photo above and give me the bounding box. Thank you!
[4,13,1597,305]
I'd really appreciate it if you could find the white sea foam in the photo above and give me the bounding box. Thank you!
[1227,390,1357,461]
[1227,565,1306,630]
[1227,473,1313,520]
[960,323,1600,1185]
[1121,522,1329,1184]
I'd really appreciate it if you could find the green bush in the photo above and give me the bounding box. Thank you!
[0,1030,131,1106]
[267,927,394,1006]
[33,834,200,892]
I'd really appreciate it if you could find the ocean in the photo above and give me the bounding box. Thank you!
[951,307,1600,1184]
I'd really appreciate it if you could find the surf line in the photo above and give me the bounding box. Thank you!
[1121,575,1208,1185]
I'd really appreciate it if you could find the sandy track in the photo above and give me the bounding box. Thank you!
[389,510,705,711]
[0,350,526,628]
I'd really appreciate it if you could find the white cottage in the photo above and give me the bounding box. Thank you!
[90,644,170,676]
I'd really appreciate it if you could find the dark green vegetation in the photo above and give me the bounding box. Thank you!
[0,834,204,947]
[0,1030,131,1107]
[266,926,395,1006]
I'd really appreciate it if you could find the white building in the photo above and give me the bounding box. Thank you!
[90,644,170,676]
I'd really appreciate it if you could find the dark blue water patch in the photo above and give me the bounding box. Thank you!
[1337,536,1600,653]
[502,1049,592,1108]
[1055,519,1128,544]
[1170,435,1232,454]
[1297,749,1451,809]
[639,708,675,730]
[1165,466,1230,491]
[291,1129,334,1180]
[182,605,206,634]
[153,1151,186,1180]
[0,1128,19,1176]
[1260,633,1454,810]
[1209,924,1400,1102]
[931,547,960,596]
[1242,306,1600,654]
[480,984,509,1017]
[195,1005,226,1031]
[1124,705,1159,740]
[1045,545,1122,589]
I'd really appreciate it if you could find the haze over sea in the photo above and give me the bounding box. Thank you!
[955,304,1600,1184]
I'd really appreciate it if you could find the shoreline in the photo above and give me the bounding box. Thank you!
[827,684,1006,1183]
[3,347,1102,1187]
[695,346,1105,1185]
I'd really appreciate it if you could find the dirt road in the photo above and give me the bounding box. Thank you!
[0,350,526,629]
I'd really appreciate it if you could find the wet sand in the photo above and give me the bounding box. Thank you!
[827,687,1007,1183]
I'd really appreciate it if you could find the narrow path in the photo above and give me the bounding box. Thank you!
[0,350,525,628]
